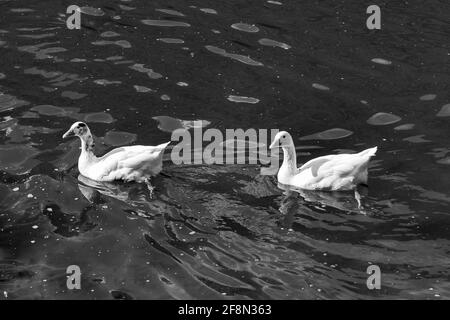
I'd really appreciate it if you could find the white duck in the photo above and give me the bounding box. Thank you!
[63,122,170,190]
[269,131,377,207]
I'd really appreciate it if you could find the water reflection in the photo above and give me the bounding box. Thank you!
[277,183,365,217]
[77,174,152,204]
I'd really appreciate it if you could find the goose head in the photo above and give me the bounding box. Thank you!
[269,131,294,150]
[62,121,91,139]
[63,122,95,152]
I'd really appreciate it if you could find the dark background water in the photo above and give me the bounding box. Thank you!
[1,0,450,299]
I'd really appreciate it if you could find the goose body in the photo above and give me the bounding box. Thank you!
[63,122,170,183]
[270,131,377,191]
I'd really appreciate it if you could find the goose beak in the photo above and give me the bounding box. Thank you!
[269,139,278,149]
[62,129,74,139]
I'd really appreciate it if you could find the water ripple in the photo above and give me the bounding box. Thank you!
[205,45,263,66]
[142,20,191,27]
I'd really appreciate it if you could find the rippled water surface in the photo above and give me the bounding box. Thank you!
[1,0,450,299]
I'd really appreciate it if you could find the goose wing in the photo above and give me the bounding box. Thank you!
[118,143,169,169]
[91,143,170,180]
[299,155,335,177]
[299,147,377,179]
[100,145,152,161]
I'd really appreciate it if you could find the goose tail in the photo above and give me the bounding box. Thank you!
[358,146,377,158]
[156,141,171,150]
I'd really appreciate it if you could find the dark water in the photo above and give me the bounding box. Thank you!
[1,0,450,299]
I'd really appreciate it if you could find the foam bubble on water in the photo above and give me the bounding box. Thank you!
[227,95,260,104]
[157,38,185,44]
[371,58,392,65]
[200,8,217,14]
[129,64,163,79]
[437,157,450,165]
[115,40,132,48]
[205,45,263,66]
[119,4,135,11]
[114,60,134,65]
[312,83,330,91]
[299,128,353,140]
[231,23,259,33]
[403,135,431,143]
[106,56,123,61]
[101,31,120,38]
[70,58,86,62]
[10,8,35,13]
[134,85,155,93]
[94,79,122,85]
[84,112,115,124]
[152,116,211,133]
[419,94,437,101]
[258,38,291,50]
[18,33,55,40]
[155,8,185,17]
[92,40,131,49]
[80,6,105,16]
[152,116,185,132]
[367,112,401,125]
[394,123,415,131]
[437,104,450,117]
[61,91,87,100]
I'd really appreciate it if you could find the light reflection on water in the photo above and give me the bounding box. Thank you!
[0,0,450,300]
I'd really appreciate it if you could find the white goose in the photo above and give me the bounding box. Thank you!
[63,122,170,190]
[269,131,377,207]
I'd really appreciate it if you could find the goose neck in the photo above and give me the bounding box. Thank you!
[281,145,297,174]
[79,134,97,160]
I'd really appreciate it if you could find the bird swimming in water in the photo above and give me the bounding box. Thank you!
[62,121,170,193]
[269,131,377,208]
